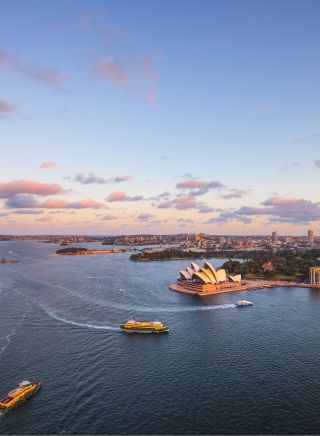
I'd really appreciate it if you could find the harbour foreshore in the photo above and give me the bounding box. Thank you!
[56,248,136,256]
[169,279,319,296]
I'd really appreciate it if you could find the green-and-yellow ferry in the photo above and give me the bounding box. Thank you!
[120,320,169,333]
[0,381,41,414]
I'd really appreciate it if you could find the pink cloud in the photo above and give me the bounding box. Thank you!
[92,53,159,104]
[0,100,15,113]
[39,161,57,169]
[176,179,225,196]
[68,198,104,209]
[106,191,143,202]
[0,48,67,88]
[93,57,131,85]
[0,180,64,197]
[106,191,128,202]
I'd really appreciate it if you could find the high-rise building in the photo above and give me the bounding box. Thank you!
[309,267,320,285]
[272,230,278,243]
[308,229,314,244]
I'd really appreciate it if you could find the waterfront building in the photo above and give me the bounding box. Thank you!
[169,260,241,295]
[309,267,320,286]
[272,231,278,243]
[308,229,314,244]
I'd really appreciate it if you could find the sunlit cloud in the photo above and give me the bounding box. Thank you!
[106,191,143,202]
[176,179,225,196]
[0,180,64,198]
[39,161,57,170]
[5,195,104,209]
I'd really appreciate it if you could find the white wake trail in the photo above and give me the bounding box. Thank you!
[8,250,18,256]
[0,313,26,356]
[42,308,121,332]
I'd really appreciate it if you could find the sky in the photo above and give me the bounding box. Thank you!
[1,0,320,235]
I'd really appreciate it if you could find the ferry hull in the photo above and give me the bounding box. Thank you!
[120,327,169,334]
[0,383,41,414]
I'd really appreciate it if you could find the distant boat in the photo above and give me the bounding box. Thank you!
[0,381,41,414]
[236,300,253,307]
[120,320,169,333]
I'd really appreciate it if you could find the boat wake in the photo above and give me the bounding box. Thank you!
[42,308,121,332]
[41,303,235,332]
[0,313,26,356]
[168,303,236,312]
[8,250,18,256]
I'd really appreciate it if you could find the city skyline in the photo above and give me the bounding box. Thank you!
[1,0,320,235]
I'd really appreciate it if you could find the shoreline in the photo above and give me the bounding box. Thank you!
[169,279,319,296]
[57,248,135,256]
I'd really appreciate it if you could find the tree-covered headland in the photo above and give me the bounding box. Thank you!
[130,248,320,281]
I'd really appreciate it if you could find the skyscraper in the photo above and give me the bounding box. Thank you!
[272,230,278,243]
[308,229,314,244]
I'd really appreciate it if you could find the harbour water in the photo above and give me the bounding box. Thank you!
[1,241,320,434]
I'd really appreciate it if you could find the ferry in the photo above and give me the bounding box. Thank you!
[120,320,169,333]
[236,300,253,307]
[0,381,41,414]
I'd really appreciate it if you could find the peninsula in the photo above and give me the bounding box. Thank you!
[56,247,136,256]
[169,259,318,297]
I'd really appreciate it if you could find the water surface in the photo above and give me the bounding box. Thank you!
[0,241,320,434]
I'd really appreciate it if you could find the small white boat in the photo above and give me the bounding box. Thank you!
[236,300,253,307]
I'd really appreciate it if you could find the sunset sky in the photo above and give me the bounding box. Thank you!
[1,0,320,235]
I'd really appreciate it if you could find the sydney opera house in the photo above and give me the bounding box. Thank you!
[169,260,242,296]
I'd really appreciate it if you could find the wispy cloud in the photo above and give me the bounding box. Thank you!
[220,189,251,200]
[100,214,116,221]
[176,179,225,196]
[205,211,252,225]
[0,100,16,115]
[136,213,153,222]
[294,132,320,144]
[75,173,132,184]
[314,160,320,169]
[106,191,143,202]
[280,162,302,174]
[92,53,159,104]
[158,195,206,211]
[206,196,320,225]
[0,48,67,88]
